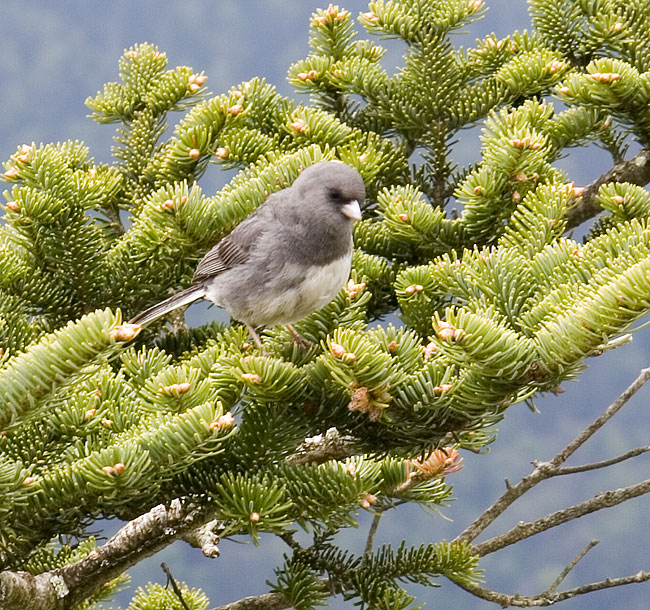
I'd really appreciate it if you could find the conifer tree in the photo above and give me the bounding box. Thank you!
[2,1,650,608]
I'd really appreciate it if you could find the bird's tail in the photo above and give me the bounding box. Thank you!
[129,284,206,326]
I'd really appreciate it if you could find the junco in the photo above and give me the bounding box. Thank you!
[129,161,365,348]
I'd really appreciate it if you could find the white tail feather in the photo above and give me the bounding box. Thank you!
[129,285,206,325]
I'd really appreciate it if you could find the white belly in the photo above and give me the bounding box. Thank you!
[215,254,352,327]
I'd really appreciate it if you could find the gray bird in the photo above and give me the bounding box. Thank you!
[129,160,365,348]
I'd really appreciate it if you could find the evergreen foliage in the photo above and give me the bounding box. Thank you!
[2,1,650,608]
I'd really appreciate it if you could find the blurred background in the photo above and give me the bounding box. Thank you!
[2,2,649,608]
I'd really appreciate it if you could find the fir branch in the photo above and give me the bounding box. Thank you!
[566,149,650,229]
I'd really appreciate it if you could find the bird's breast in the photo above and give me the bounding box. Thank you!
[218,252,352,327]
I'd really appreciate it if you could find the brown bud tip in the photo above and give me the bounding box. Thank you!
[249,511,260,522]
[114,462,126,475]
[290,119,307,133]
[437,327,456,340]
[241,372,262,383]
[388,340,398,353]
[397,213,409,222]
[189,83,200,92]
[611,195,624,204]
[345,279,366,298]
[22,476,35,486]
[214,147,229,159]
[512,191,521,202]
[330,342,347,358]
[210,412,235,430]
[546,60,563,74]
[557,86,569,95]
[361,11,380,22]
[6,201,19,212]
[84,408,97,421]
[3,167,19,179]
[612,22,624,32]
[102,466,116,476]
[433,383,453,395]
[161,199,174,210]
[404,284,423,294]
[108,323,141,342]
[571,186,585,198]
[228,104,244,116]
[188,148,201,159]
[515,172,527,182]
[473,185,483,195]
[358,152,368,163]
[469,0,483,10]
[101,419,113,429]
[297,70,318,81]
[422,342,436,359]
[158,382,192,395]
[189,73,207,86]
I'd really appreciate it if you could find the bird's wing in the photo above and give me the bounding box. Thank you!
[192,197,279,283]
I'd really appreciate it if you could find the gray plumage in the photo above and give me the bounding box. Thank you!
[129,161,365,345]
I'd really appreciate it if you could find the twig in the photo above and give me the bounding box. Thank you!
[364,512,383,556]
[181,519,223,558]
[452,568,650,607]
[554,446,650,475]
[566,149,650,229]
[454,366,650,545]
[210,592,292,610]
[287,427,361,465]
[161,562,191,610]
[542,540,599,595]
[472,478,650,556]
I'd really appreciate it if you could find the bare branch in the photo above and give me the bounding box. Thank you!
[473,478,650,557]
[0,498,214,610]
[555,446,650,475]
[542,540,599,595]
[551,570,650,602]
[211,592,292,610]
[566,149,650,229]
[455,366,650,545]
[364,512,383,556]
[181,519,223,558]
[287,427,361,465]
[551,367,650,466]
[452,568,650,607]
[161,562,191,610]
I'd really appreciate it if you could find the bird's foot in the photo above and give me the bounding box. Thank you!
[286,324,311,349]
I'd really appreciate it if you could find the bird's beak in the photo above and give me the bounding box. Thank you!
[342,199,362,221]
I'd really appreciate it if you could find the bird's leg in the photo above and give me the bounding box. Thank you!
[286,324,311,349]
[246,324,264,350]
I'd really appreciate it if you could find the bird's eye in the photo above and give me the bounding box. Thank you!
[328,187,343,202]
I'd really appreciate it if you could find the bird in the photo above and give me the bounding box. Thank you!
[128,160,366,348]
